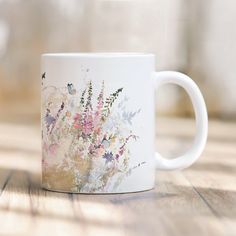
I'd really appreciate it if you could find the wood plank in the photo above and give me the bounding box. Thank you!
[0,118,235,236]
[156,117,236,236]
[29,172,84,236]
[184,146,236,235]
[0,169,33,235]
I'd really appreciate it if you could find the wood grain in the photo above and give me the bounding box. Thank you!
[0,117,235,236]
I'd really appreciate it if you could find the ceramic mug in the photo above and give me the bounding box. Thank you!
[41,53,208,194]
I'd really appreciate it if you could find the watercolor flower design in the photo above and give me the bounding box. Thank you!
[42,74,142,192]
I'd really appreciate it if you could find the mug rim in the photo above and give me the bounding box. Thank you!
[41,52,155,58]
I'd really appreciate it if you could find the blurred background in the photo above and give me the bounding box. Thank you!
[0,0,236,122]
[0,2,236,235]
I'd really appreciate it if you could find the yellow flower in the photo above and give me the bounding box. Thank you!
[66,111,71,117]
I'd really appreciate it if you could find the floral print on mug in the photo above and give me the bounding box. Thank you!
[42,73,143,192]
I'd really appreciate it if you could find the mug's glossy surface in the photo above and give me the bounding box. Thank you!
[41,53,207,194]
[41,53,156,193]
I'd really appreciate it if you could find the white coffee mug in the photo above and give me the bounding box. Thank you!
[41,53,208,194]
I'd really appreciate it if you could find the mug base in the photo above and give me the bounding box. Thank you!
[42,186,154,194]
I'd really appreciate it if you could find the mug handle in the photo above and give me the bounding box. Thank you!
[153,71,208,170]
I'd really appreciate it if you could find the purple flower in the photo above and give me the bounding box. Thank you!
[103,152,114,164]
[45,115,55,126]
[44,110,56,132]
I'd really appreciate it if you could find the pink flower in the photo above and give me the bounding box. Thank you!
[119,149,124,156]
[96,147,105,157]
[74,123,82,129]
[73,113,81,121]
[93,111,101,130]
[89,144,95,153]
[83,114,93,135]
[49,143,59,156]
[94,127,101,135]
[73,113,83,129]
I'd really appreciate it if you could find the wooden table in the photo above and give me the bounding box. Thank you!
[0,117,235,236]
